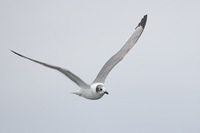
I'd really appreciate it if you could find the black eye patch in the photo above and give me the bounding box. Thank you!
[96,85,103,93]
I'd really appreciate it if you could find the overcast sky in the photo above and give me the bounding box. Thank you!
[1,0,200,133]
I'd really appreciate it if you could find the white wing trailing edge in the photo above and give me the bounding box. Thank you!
[93,15,147,83]
[10,50,90,89]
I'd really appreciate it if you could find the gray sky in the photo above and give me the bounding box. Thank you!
[1,0,200,133]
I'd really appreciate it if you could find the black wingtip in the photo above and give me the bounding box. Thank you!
[10,49,25,58]
[135,14,147,29]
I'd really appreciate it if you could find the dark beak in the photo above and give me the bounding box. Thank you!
[104,91,109,95]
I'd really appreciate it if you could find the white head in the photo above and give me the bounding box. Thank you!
[91,83,109,95]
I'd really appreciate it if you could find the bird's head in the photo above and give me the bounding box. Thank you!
[96,84,109,95]
[91,83,109,95]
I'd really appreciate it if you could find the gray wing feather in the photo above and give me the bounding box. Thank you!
[11,50,90,89]
[93,15,147,83]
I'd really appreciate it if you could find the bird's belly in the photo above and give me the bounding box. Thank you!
[81,91,104,100]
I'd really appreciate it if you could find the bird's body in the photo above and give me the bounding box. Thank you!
[11,15,147,100]
[73,83,106,100]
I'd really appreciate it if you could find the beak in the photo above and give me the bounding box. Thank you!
[104,91,109,95]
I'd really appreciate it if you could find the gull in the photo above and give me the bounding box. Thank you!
[11,15,147,100]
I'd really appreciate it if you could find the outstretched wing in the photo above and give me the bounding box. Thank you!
[11,50,90,89]
[93,15,147,83]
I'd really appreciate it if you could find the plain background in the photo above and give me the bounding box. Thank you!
[1,0,200,133]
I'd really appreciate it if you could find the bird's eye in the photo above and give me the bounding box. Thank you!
[96,85,103,93]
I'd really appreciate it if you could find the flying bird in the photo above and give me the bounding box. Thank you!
[11,15,147,100]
